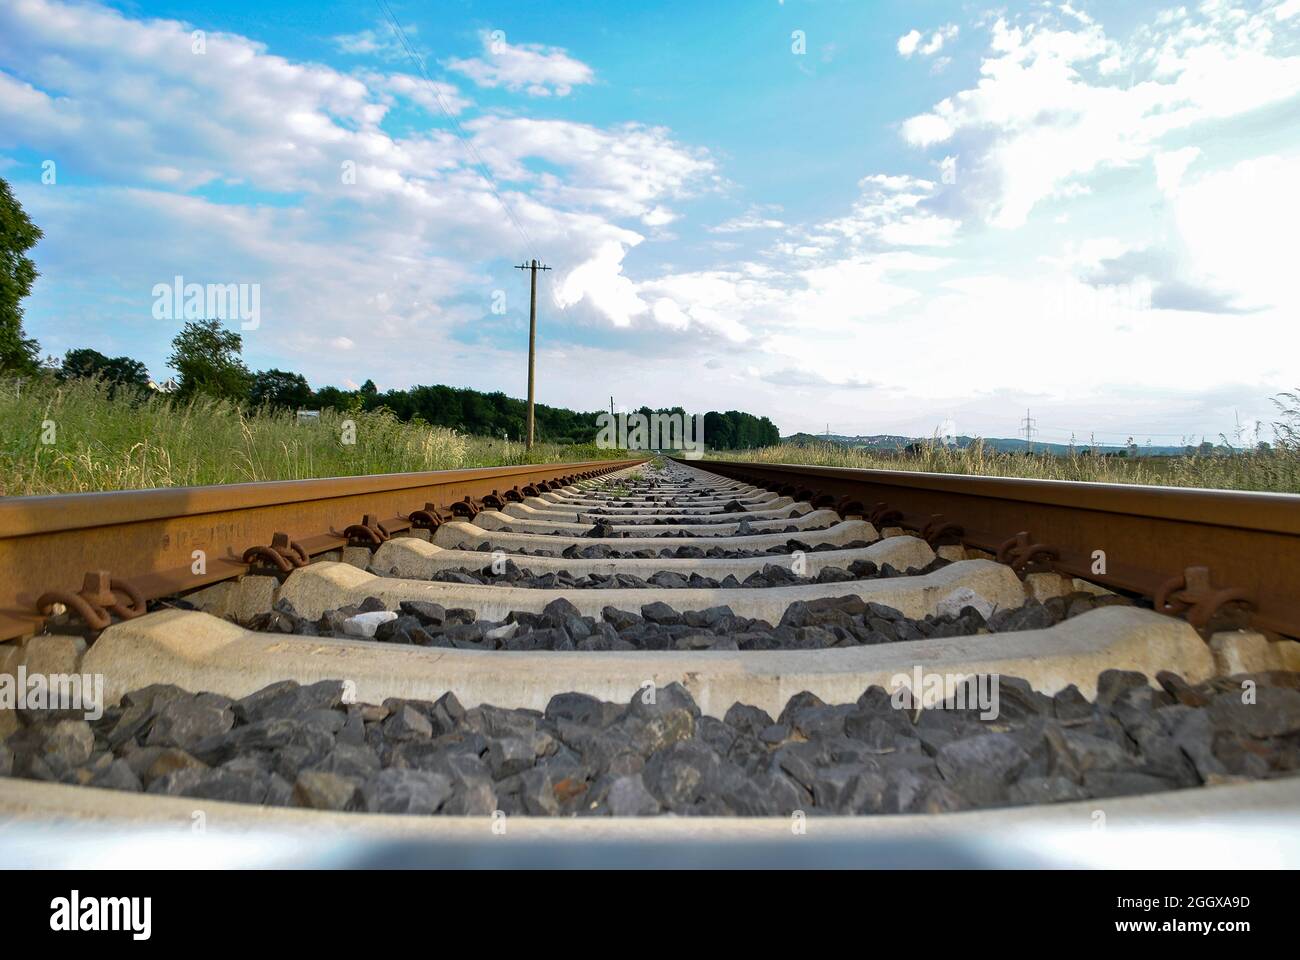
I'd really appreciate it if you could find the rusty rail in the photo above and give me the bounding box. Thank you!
[691,459,1300,639]
[0,459,644,640]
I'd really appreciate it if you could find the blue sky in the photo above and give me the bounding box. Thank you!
[2,0,1299,444]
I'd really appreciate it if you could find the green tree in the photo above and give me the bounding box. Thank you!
[59,347,150,393]
[359,379,379,410]
[314,385,349,410]
[167,320,252,402]
[304,375,782,447]
[0,177,43,375]
[250,368,313,409]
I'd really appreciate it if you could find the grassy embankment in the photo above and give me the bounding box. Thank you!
[0,377,631,496]
[706,393,1300,494]
[706,440,1300,493]
[8,377,1297,495]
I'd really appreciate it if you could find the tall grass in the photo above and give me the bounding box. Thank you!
[706,393,1300,494]
[0,377,628,496]
[8,376,1296,495]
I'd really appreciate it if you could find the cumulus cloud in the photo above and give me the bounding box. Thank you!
[376,72,474,116]
[446,31,594,97]
[0,0,712,381]
[1079,246,1256,315]
[899,7,1300,227]
[897,30,923,57]
[623,6,1297,431]
[1073,142,1300,319]
[632,269,767,342]
[555,239,648,327]
[466,117,715,221]
[590,166,960,348]
[1168,153,1300,314]
[3,0,1296,440]
[0,3,387,193]
[1059,3,1093,26]
[898,24,958,59]
[808,174,961,248]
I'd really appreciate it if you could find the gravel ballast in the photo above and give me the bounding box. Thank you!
[241,589,1138,652]
[446,537,878,560]
[412,555,947,590]
[4,671,1297,816]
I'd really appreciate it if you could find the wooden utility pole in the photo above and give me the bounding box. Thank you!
[515,259,551,448]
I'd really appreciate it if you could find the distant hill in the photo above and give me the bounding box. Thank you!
[785,432,912,449]
[782,432,1192,457]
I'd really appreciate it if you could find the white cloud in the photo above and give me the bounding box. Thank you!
[1059,3,1094,26]
[466,117,714,222]
[651,297,691,330]
[897,30,922,57]
[0,0,714,370]
[814,174,961,248]
[446,31,594,97]
[900,8,1300,226]
[709,209,786,233]
[899,24,958,58]
[332,24,414,60]
[1064,146,1300,320]
[3,0,1296,442]
[1152,146,1201,193]
[760,368,877,389]
[377,72,473,116]
[641,205,678,227]
[1170,152,1300,313]
[556,239,647,327]
[922,25,960,56]
[901,112,955,147]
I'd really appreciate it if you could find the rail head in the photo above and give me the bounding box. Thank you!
[0,461,644,538]
[0,459,647,641]
[699,460,1300,535]
[690,458,1300,639]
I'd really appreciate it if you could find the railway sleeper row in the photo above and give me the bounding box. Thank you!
[3,461,1299,824]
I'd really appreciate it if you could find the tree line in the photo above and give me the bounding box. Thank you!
[0,176,778,447]
[43,321,778,446]
[0,174,774,444]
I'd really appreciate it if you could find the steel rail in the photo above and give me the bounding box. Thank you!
[691,458,1300,639]
[0,459,645,641]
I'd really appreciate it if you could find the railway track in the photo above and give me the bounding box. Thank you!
[2,457,1299,846]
